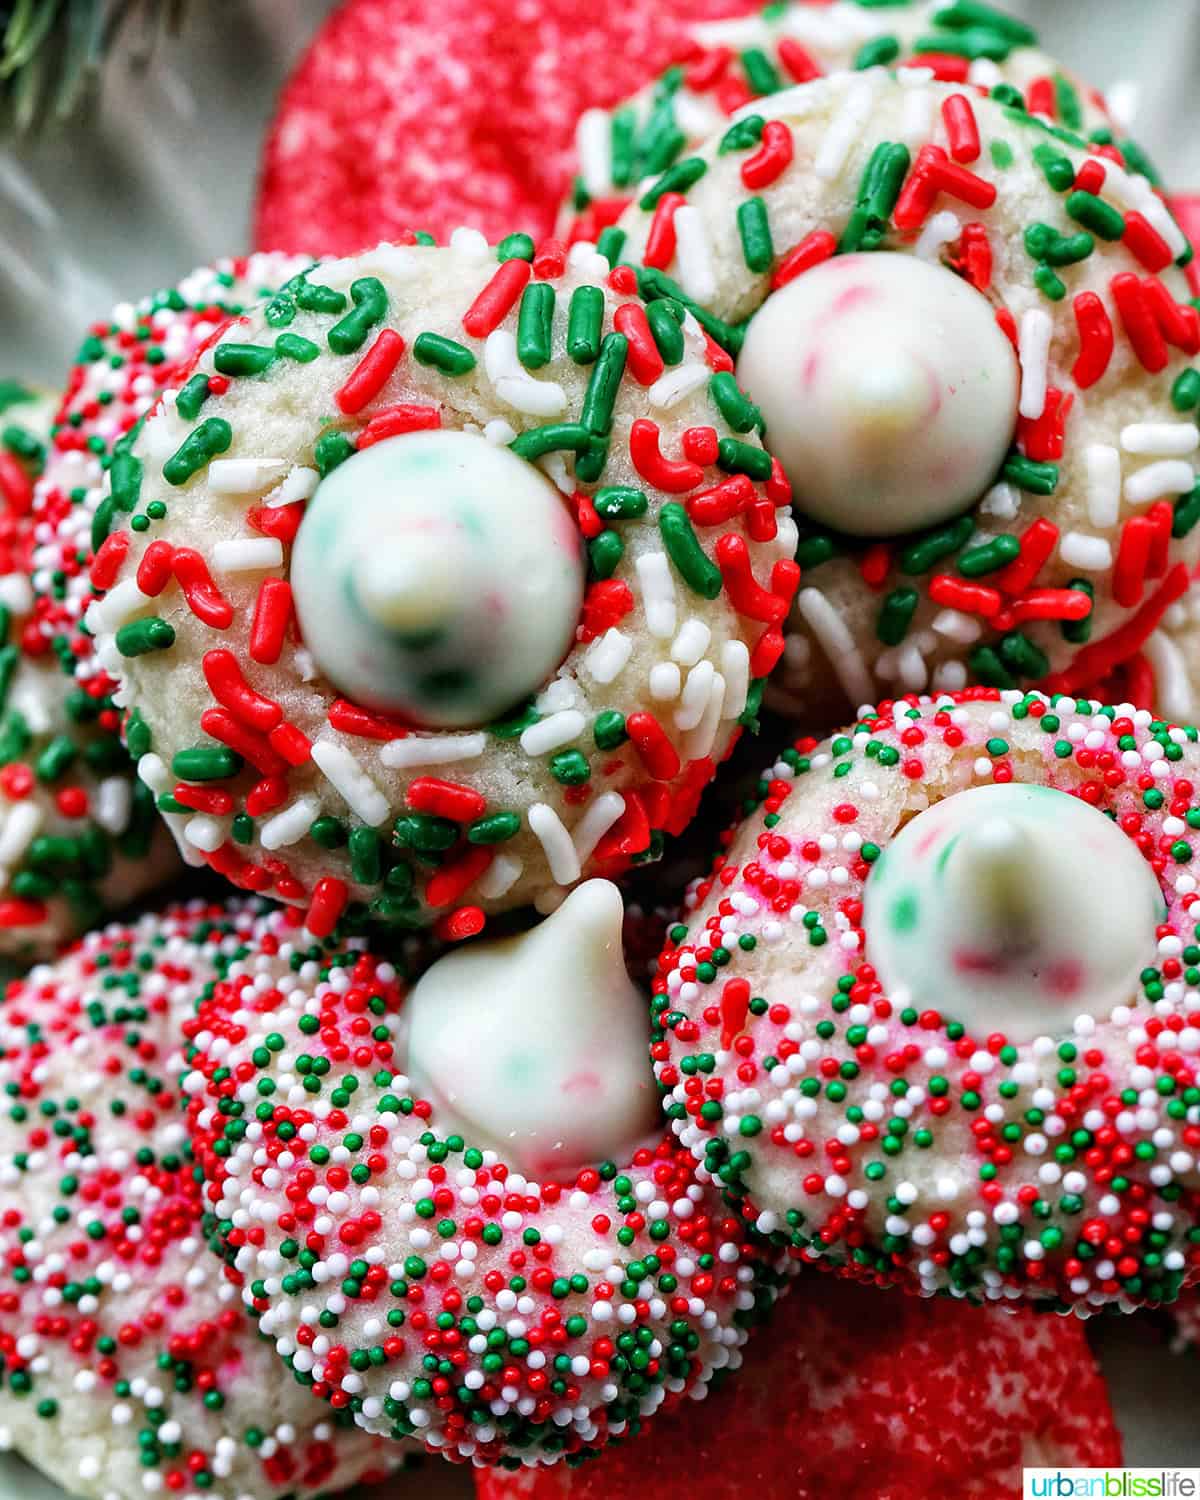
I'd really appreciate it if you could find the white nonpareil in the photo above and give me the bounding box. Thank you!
[403,880,659,1175]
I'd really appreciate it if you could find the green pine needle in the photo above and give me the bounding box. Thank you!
[1,0,187,135]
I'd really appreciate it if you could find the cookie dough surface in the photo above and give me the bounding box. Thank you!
[654,690,1200,1309]
[0,903,408,1500]
[89,237,797,935]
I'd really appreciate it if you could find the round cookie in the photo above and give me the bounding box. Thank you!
[653,690,1200,1310]
[182,890,785,1465]
[476,1273,1122,1497]
[610,71,1200,720]
[559,0,1116,243]
[253,0,758,254]
[86,237,798,937]
[0,901,410,1500]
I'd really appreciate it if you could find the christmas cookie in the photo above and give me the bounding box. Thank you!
[560,0,1114,244]
[183,887,784,1465]
[253,0,757,254]
[653,690,1200,1310]
[610,71,1200,719]
[476,1273,1122,1497]
[86,238,797,937]
[0,902,410,1500]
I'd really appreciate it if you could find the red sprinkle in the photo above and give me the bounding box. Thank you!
[741,121,793,190]
[687,476,753,526]
[306,878,348,938]
[425,847,493,908]
[200,707,288,777]
[995,517,1058,597]
[90,532,130,591]
[941,94,981,163]
[614,304,665,386]
[327,699,409,741]
[407,776,487,822]
[1122,211,1174,273]
[202,649,283,733]
[136,540,175,597]
[771,229,837,290]
[714,534,790,623]
[0,453,33,516]
[172,784,234,815]
[1110,272,1168,372]
[357,404,442,449]
[1072,292,1114,389]
[1047,562,1189,692]
[461,258,532,339]
[626,711,681,781]
[643,193,685,271]
[629,419,703,493]
[173,548,234,630]
[777,38,823,84]
[335,328,406,414]
[928,574,1002,618]
[1017,387,1073,463]
[268,723,312,766]
[249,578,293,665]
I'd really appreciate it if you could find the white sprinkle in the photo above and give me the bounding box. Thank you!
[184,815,227,853]
[670,618,711,666]
[636,552,677,638]
[1100,158,1187,258]
[583,628,633,685]
[795,588,873,706]
[260,796,321,850]
[520,710,585,757]
[476,853,522,900]
[1145,630,1192,723]
[484,418,518,446]
[978,482,1019,522]
[212,538,284,573]
[208,458,288,496]
[672,206,718,303]
[915,210,961,261]
[380,733,487,769]
[815,75,879,181]
[1018,308,1052,420]
[85,578,152,635]
[649,363,710,411]
[649,661,681,700]
[900,86,934,145]
[94,776,132,835]
[0,574,32,616]
[311,741,390,826]
[496,374,568,417]
[528,803,581,885]
[571,792,626,867]
[1084,444,1122,528]
[576,108,613,197]
[1058,531,1113,571]
[0,801,41,865]
[362,244,421,282]
[720,640,750,720]
[684,671,725,760]
[674,661,715,731]
[268,466,320,507]
[1124,459,1195,505]
[1121,422,1199,457]
[932,609,982,645]
[449,227,490,260]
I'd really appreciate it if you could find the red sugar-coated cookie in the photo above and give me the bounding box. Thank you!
[476,1276,1122,1500]
[254,0,756,254]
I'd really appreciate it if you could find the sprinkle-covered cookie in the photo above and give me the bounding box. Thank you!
[0,902,410,1500]
[85,236,797,937]
[558,0,1113,243]
[183,892,784,1465]
[475,1272,1122,1496]
[654,690,1200,1310]
[609,70,1199,720]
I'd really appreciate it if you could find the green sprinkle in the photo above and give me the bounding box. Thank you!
[718,115,764,156]
[639,156,707,211]
[611,108,638,188]
[275,333,320,363]
[841,141,910,253]
[328,277,388,354]
[516,283,555,369]
[580,334,628,436]
[509,423,590,462]
[968,643,1016,689]
[593,486,648,520]
[550,750,590,786]
[1066,190,1125,241]
[709,372,761,434]
[213,342,276,377]
[1173,483,1200,539]
[1033,265,1067,301]
[588,530,624,579]
[1032,142,1076,193]
[593,710,628,750]
[314,430,355,476]
[596,227,627,268]
[897,516,974,574]
[998,630,1049,679]
[1003,454,1059,494]
[1171,369,1200,413]
[1054,72,1084,131]
[855,34,900,68]
[295,280,348,315]
[162,419,232,485]
[958,535,1021,576]
[1061,578,1095,643]
[172,746,242,781]
[913,26,1013,60]
[35,736,77,783]
[115,618,175,657]
[741,47,781,93]
[990,140,1014,168]
[876,587,919,646]
[174,374,211,422]
[737,196,774,273]
[497,232,535,262]
[646,300,685,365]
[349,827,382,886]
[467,812,521,845]
[931,1,1036,44]
[659,504,722,599]
[717,437,772,480]
[567,286,605,363]
[413,332,476,376]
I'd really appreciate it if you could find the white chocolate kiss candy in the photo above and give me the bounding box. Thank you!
[291,429,585,726]
[403,880,659,1176]
[863,784,1164,1042]
[736,253,1019,537]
